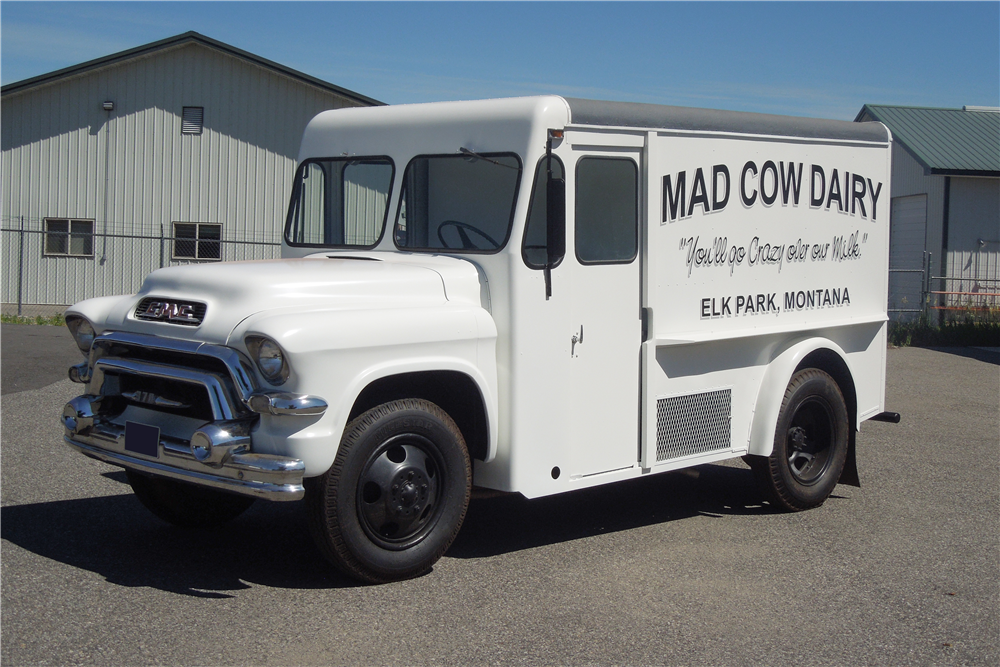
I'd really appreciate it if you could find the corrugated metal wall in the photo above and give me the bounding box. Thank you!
[296,163,328,245]
[885,144,1000,314]
[889,143,945,277]
[2,42,367,307]
[946,177,1000,308]
[343,163,391,245]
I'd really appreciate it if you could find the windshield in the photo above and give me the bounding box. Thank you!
[285,157,394,248]
[394,152,521,253]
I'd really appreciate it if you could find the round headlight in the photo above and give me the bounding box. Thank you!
[257,340,284,377]
[66,316,96,356]
[246,335,289,385]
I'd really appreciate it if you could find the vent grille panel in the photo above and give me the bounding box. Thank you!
[181,107,204,134]
[656,389,732,462]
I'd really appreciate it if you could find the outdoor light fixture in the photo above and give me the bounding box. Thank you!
[102,101,114,111]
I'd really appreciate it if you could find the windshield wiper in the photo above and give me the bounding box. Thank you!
[459,147,519,170]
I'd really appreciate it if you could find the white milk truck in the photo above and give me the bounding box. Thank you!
[62,96,898,582]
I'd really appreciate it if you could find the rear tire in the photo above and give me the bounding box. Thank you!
[126,470,255,528]
[306,399,471,584]
[755,369,849,511]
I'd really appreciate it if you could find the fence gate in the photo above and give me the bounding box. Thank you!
[888,195,929,321]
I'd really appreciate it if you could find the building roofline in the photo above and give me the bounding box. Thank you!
[856,105,938,172]
[1,30,384,106]
[929,169,1000,178]
[854,102,1000,120]
[855,103,967,121]
[856,103,1000,175]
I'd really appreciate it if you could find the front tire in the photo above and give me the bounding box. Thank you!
[306,399,472,584]
[755,369,849,511]
[126,470,256,528]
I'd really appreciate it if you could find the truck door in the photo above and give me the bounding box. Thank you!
[562,135,644,477]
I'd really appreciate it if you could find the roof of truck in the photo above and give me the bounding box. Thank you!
[564,97,889,143]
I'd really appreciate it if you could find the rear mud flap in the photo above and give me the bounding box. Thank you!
[838,430,860,488]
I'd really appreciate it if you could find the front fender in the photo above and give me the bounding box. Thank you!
[229,305,498,476]
[65,295,134,333]
[748,337,855,457]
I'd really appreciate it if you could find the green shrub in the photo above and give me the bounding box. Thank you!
[889,309,1000,347]
[1,313,66,326]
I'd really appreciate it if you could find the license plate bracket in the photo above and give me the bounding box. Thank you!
[124,421,160,458]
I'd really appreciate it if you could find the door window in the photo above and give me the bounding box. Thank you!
[394,153,521,253]
[575,157,638,264]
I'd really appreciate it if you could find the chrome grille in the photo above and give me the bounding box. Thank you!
[88,332,258,423]
[117,373,215,421]
[656,389,732,462]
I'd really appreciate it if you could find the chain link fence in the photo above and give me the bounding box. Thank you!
[5,214,996,323]
[888,268,928,320]
[929,276,1000,322]
[884,248,998,325]
[2,216,281,317]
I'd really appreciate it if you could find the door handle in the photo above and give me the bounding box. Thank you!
[571,325,584,356]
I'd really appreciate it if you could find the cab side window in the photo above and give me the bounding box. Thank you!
[575,157,638,264]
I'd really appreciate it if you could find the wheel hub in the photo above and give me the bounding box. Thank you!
[391,470,429,516]
[788,426,808,451]
[786,398,836,484]
[357,437,441,548]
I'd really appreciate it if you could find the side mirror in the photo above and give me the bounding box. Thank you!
[546,176,565,267]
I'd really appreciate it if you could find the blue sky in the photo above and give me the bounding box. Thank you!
[2,1,998,121]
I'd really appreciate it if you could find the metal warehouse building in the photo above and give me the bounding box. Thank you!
[855,104,1000,321]
[2,31,381,315]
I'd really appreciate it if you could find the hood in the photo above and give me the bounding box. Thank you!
[87,252,486,343]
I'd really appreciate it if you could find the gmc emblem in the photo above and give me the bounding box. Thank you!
[135,298,204,325]
[145,301,196,322]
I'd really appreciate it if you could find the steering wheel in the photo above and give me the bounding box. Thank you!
[437,220,501,250]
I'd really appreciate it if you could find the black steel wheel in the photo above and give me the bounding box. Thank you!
[306,399,471,583]
[126,470,255,528]
[756,368,849,511]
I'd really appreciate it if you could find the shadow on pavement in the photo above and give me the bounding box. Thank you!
[2,462,776,595]
[926,346,1000,366]
[450,462,775,559]
[0,489,358,597]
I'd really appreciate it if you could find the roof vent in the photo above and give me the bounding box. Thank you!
[963,106,1000,113]
[182,106,204,134]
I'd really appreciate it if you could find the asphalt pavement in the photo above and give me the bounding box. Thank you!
[0,323,81,395]
[1,325,997,666]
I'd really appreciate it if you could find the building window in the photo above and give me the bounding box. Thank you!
[173,222,221,260]
[44,219,94,257]
[182,107,204,134]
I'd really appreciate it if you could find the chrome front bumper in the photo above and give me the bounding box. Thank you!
[63,331,328,502]
[64,424,305,500]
